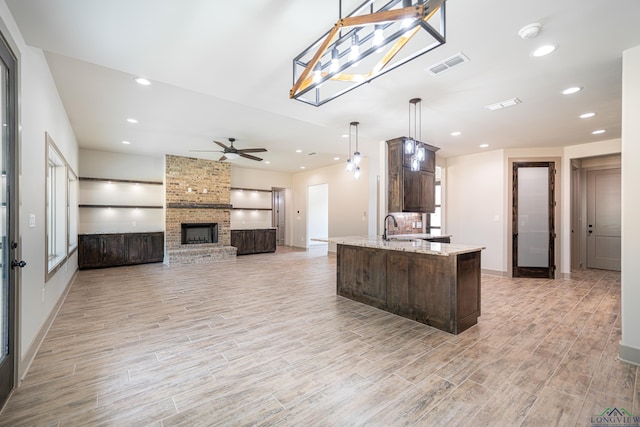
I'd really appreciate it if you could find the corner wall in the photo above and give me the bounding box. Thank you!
[620,44,640,365]
[1,2,80,379]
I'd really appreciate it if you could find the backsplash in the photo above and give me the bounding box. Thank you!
[387,212,424,235]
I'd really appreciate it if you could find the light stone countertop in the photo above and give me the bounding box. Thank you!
[326,236,485,256]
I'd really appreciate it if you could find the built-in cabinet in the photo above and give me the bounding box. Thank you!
[78,232,164,269]
[387,137,439,213]
[231,229,276,255]
[78,176,165,268]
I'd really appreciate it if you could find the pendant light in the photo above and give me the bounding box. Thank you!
[406,98,423,172]
[346,121,362,179]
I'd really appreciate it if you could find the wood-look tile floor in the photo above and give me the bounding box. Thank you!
[1,246,637,426]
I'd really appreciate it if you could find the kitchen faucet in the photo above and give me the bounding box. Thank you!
[382,214,398,241]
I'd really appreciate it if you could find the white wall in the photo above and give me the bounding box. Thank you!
[293,158,370,249]
[1,2,79,377]
[446,150,505,272]
[620,44,640,365]
[79,149,163,181]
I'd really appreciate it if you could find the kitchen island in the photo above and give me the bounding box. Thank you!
[329,236,484,334]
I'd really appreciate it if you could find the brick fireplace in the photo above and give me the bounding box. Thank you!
[165,155,236,264]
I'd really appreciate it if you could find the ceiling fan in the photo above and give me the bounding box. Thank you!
[191,137,267,162]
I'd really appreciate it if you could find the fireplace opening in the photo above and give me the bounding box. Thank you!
[181,223,218,244]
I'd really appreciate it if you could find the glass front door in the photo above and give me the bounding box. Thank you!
[0,32,18,407]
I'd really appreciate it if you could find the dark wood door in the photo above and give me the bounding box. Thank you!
[78,234,103,268]
[512,162,555,278]
[126,234,147,263]
[102,234,126,266]
[146,232,165,262]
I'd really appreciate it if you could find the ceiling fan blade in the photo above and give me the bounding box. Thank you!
[189,149,223,153]
[219,155,227,161]
[237,148,267,153]
[213,140,229,149]
[239,153,263,162]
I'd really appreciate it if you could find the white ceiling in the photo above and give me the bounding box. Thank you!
[6,0,640,173]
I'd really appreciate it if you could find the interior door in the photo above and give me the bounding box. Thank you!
[512,162,555,278]
[587,168,621,271]
[272,189,285,246]
[0,32,19,408]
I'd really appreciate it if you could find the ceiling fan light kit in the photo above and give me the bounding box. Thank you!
[290,0,447,106]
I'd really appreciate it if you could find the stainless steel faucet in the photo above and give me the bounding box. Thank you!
[382,214,398,241]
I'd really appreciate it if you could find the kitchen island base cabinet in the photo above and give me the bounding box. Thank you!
[337,244,481,334]
[79,232,164,269]
[231,229,276,255]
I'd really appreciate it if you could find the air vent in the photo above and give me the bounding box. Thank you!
[426,53,470,76]
[485,97,522,111]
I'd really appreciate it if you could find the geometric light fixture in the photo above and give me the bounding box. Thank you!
[290,0,447,107]
[346,121,362,179]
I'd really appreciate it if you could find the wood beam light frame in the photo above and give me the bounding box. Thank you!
[290,0,446,107]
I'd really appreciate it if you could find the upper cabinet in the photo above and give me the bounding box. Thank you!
[387,137,439,213]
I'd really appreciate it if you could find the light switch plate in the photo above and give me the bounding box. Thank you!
[29,213,36,228]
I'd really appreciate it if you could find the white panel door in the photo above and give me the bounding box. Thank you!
[587,169,621,271]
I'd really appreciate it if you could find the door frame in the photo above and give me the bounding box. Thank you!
[0,28,19,408]
[508,159,560,279]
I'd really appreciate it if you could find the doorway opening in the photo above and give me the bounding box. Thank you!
[307,183,328,248]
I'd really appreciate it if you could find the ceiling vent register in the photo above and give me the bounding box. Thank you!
[426,52,469,75]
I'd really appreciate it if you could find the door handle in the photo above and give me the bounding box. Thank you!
[11,260,27,269]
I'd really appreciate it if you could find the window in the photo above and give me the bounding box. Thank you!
[46,133,76,280]
[428,166,442,236]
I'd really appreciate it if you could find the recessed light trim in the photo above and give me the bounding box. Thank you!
[134,77,151,86]
[479,144,489,148]
[592,129,606,135]
[450,131,462,136]
[562,86,582,95]
[579,112,596,119]
[127,118,138,123]
[122,140,131,145]
[295,149,302,153]
[531,44,557,57]
[265,161,270,164]
[300,166,306,169]
[334,157,340,161]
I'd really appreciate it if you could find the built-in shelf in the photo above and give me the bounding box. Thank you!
[80,177,163,185]
[230,187,272,193]
[79,204,163,209]
[231,207,272,211]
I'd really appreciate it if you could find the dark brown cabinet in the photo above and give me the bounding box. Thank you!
[78,232,164,269]
[231,229,276,255]
[387,137,439,213]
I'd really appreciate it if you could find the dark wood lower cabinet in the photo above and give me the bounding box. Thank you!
[231,229,276,255]
[337,244,481,334]
[79,232,164,269]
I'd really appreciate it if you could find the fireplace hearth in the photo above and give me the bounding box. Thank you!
[181,223,218,244]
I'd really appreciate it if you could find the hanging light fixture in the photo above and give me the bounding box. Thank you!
[290,0,447,106]
[346,121,362,179]
[406,98,424,172]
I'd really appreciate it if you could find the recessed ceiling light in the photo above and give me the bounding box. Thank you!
[127,118,138,123]
[122,140,131,145]
[134,77,151,86]
[531,44,557,57]
[341,134,349,138]
[334,157,340,160]
[296,149,302,153]
[579,112,596,119]
[300,166,306,169]
[265,161,270,164]
[562,86,582,95]
[592,129,606,135]
[479,144,489,148]
[450,131,462,136]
